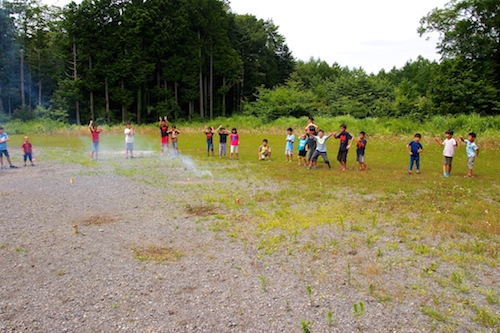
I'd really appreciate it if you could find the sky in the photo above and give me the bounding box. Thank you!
[228,0,449,73]
[43,0,450,74]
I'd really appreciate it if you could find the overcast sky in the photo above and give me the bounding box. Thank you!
[44,0,449,74]
[228,0,449,73]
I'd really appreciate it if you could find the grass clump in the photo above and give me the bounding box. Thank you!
[132,245,184,263]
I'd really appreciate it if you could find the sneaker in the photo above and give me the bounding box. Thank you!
[444,172,449,178]
[10,165,18,169]
[408,170,412,175]
[416,170,420,175]
[130,156,135,159]
[96,158,100,161]
[0,166,5,169]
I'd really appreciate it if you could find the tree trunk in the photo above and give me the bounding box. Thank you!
[137,88,141,124]
[20,49,25,107]
[121,78,126,122]
[222,76,226,117]
[189,100,193,121]
[209,45,213,120]
[174,82,178,104]
[0,78,4,114]
[198,29,204,118]
[89,56,94,120]
[157,65,161,88]
[73,35,80,125]
[204,74,208,118]
[163,79,168,102]
[8,96,12,116]
[105,77,110,122]
[37,48,42,106]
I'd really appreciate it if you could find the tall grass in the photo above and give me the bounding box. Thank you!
[3,114,500,140]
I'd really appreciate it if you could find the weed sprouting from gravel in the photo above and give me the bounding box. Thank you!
[353,302,365,318]
[326,311,333,326]
[258,274,267,292]
[132,245,184,263]
[301,320,312,333]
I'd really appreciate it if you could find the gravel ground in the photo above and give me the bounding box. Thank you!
[0,154,496,332]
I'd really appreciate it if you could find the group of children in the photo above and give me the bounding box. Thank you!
[0,126,35,169]
[203,126,240,160]
[256,117,479,177]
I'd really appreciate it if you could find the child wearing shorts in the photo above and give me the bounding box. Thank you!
[170,125,180,155]
[297,133,308,166]
[356,131,367,172]
[308,130,334,170]
[230,128,239,160]
[0,126,17,169]
[435,129,458,177]
[258,139,272,161]
[334,124,354,171]
[22,136,35,166]
[460,132,479,178]
[89,120,102,161]
[159,116,169,156]
[124,122,135,159]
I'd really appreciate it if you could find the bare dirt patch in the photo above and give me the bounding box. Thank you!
[184,204,219,217]
[132,245,185,263]
[79,215,119,226]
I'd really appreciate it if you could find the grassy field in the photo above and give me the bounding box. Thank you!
[5,127,500,331]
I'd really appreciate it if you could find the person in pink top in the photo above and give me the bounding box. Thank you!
[229,127,239,160]
[89,120,103,161]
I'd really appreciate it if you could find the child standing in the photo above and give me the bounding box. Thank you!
[217,126,229,158]
[203,126,215,156]
[22,136,35,166]
[159,116,169,156]
[89,120,102,161]
[0,126,17,169]
[356,131,367,172]
[406,133,423,175]
[460,133,479,178]
[285,128,295,162]
[308,130,334,170]
[230,128,239,160]
[297,133,308,166]
[334,124,354,171]
[258,139,272,161]
[170,125,180,155]
[306,126,317,165]
[435,129,458,177]
[124,122,135,159]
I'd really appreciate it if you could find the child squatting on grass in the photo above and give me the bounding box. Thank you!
[0,126,17,169]
[89,120,103,161]
[460,132,479,178]
[308,130,334,170]
[435,129,458,177]
[22,136,35,167]
[258,139,272,161]
[406,133,423,175]
[285,128,294,162]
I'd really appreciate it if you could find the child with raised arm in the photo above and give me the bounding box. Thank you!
[406,133,423,175]
[229,128,239,160]
[203,126,215,156]
[435,129,458,177]
[217,126,229,158]
[0,126,17,169]
[308,130,334,170]
[89,120,102,161]
[334,124,354,171]
[304,116,318,132]
[297,133,308,166]
[460,132,479,178]
[258,139,272,161]
[22,136,35,166]
[124,122,135,159]
[170,125,180,155]
[159,116,169,156]
[356,131,367,172]
[285,128,294,162]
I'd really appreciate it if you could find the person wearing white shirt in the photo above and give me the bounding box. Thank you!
[435,129,458,177]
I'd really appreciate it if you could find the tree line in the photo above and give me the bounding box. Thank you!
[0,0,498,124]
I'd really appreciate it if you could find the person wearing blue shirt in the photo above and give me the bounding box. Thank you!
[406,133,423,175]
[0,126,17,169]
[460,132,479,178]
[285,128,295,162]
[297,133,308,166]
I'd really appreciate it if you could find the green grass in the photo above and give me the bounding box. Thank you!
[7,124,500,331]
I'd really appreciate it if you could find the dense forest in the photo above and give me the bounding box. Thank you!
[0,0,499,124]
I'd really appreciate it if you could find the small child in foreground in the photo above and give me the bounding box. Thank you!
[0,126,17,169]
[285,128,294,162]
[22,136,35,166]
[258,139,272,161]
[297,133,308,166]
[356,131,367,172]
[89,120,102,161]
[435,129,458,177]
[406,133,423,175]
[460,132,479,178]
